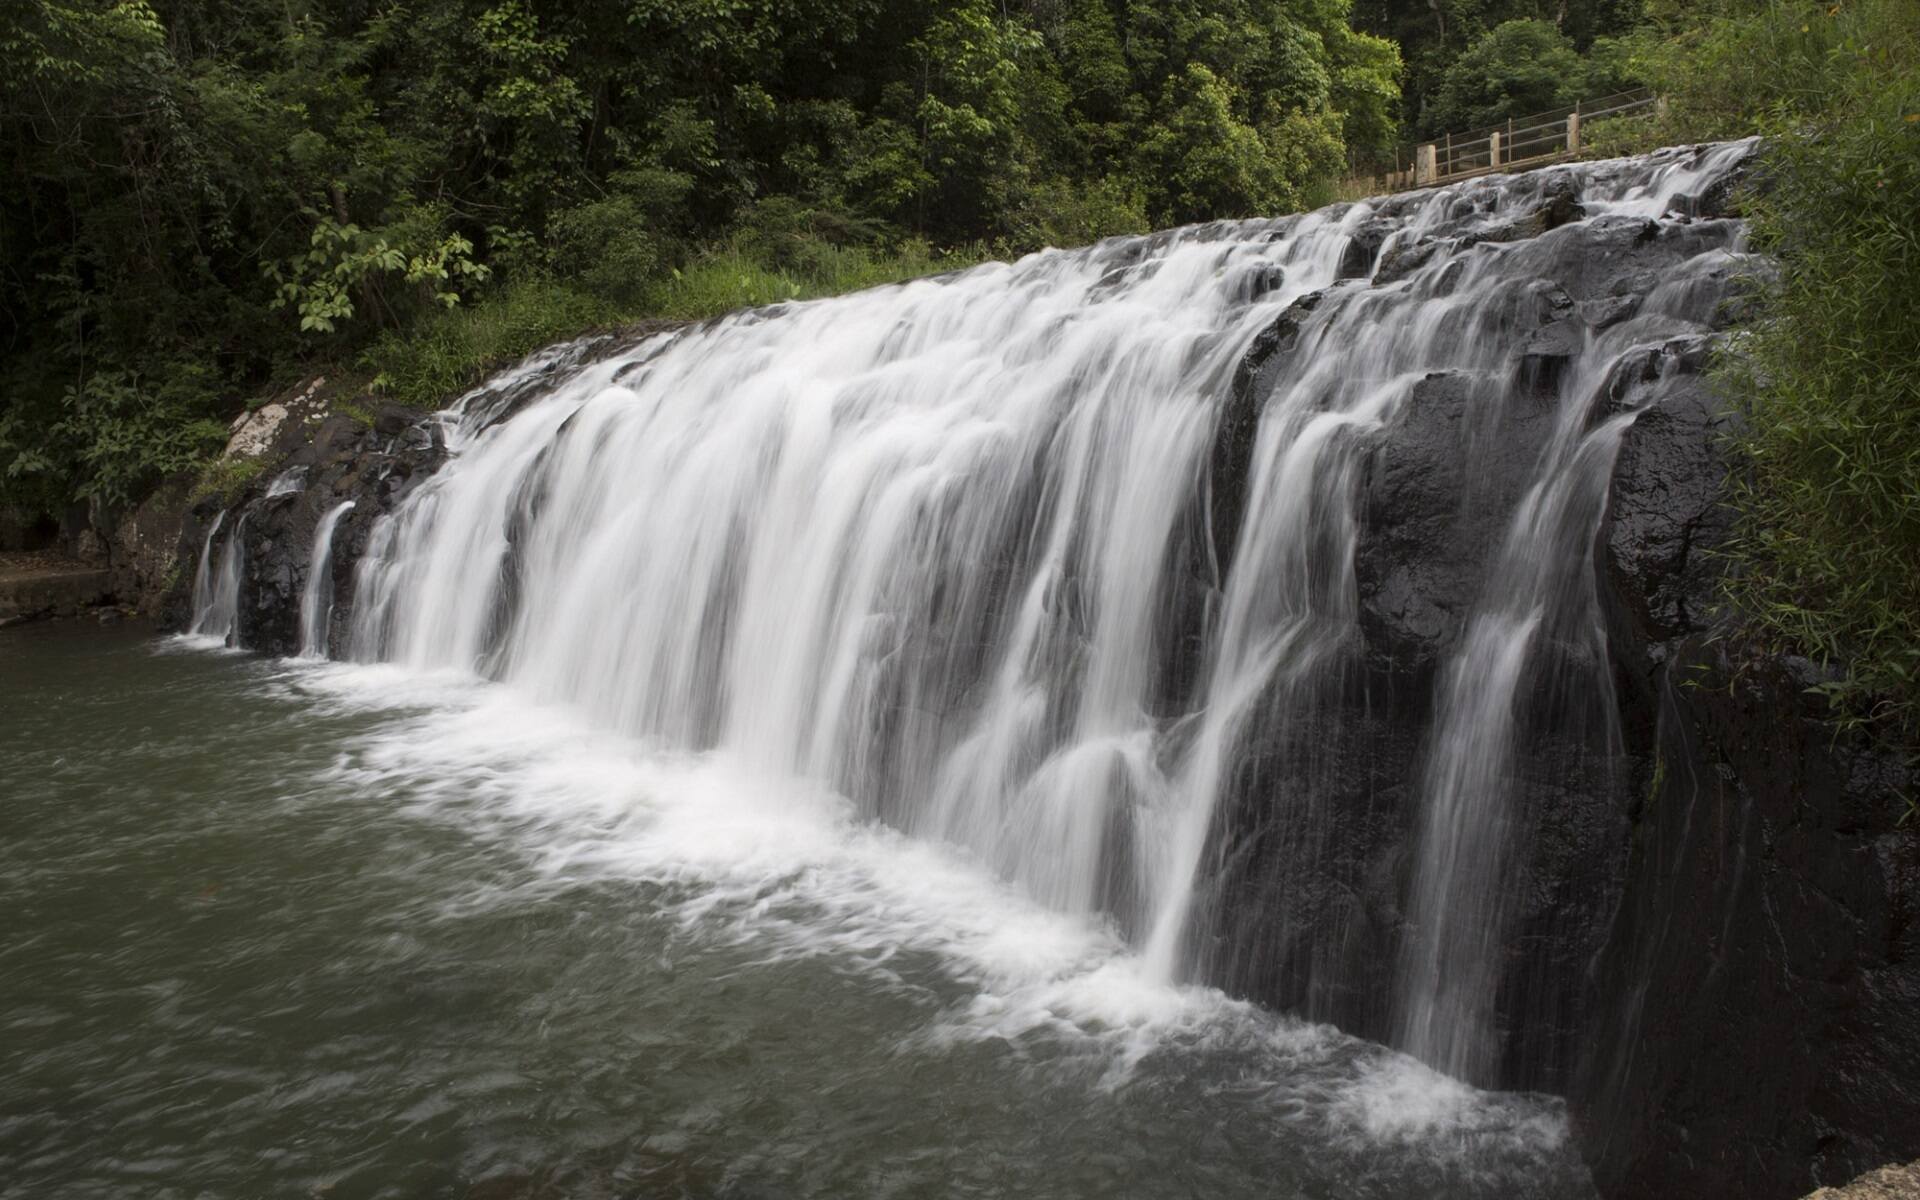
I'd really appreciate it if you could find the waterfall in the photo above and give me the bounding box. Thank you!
[347,203,1376,936]
[187,511,224,626]
[299,501,356,659]
[315,141,1757,1081]
[265,466,307,499]
[1392,338,1670,1081]
[188,512,245,646]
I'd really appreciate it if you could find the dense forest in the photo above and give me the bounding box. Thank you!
[2,0,1916,737]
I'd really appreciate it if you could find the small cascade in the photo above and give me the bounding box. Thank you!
[1392,336,1669,1081]
[299,501,356,659]
[187,511,225,624]
[188,513,245,646]
[193,140,1761,1088]
[264,466,308,499]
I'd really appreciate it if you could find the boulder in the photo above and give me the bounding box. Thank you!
[1805,1162,1920,1200]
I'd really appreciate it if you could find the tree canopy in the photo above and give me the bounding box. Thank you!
[0,0,1402,518]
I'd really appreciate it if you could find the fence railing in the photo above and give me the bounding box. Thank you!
[1348,88,1659,196]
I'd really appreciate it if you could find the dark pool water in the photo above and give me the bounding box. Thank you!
[0,623,1595,1199]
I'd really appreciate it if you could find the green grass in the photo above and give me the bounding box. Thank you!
[361,239,993,410]
[646,239,989,321]
[1710,0,1920,744]
[190,456,264,504]
[362,278,626,411]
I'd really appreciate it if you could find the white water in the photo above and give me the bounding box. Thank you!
[192,141,1758,1090]
[265,652,1583,1181]
[1393,347,1655,1080]
[264,466,307,499]
[186,511,244,646]
[298,501,355,659]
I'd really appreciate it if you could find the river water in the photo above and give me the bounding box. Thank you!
[1,622,1593,1199]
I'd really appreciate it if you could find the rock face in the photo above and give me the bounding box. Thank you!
[1804,1162,1920,1200]
[1191,145,1918,1195]
[0,555,113,625]
[171,325,681,656]
[1574,640,1920,1199]
[1198,154,1759,1088]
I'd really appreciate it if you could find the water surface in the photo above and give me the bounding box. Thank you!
[1,624,1594,1199]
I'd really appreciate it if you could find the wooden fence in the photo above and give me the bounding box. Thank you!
[1349,88,1659,196]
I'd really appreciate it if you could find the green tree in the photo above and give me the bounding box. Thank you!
[0,0,1403,525]
[1423,19,1585,133]
[1140,63,1284,223]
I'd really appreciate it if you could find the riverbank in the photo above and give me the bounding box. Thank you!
[0,551,116,626]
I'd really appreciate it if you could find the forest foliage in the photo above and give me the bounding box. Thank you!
[1691,0,1918,741]
[0,0,1740,519]
[0,0,1402,515]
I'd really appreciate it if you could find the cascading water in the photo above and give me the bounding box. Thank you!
[187,512,245,646]
[264,466,307,499]
[298,500,355,659]
[348,204,1377,936]
[1391,327,1703,1081]
[223,140,1760,1088]
[187,511,224,623]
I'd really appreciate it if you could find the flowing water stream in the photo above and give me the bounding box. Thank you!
[300,500,357,660]
[341,140,1751,1026]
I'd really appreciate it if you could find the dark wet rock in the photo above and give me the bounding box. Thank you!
[1354,371,1487,672]
[1537,171,1586,227]
[1372,239,1441,287]
[1567,300,1920,1197]
[371,404,417,436]
[1200,149,1917,1193]
[1210,290,1328,571]
[1236,260,1287,301]
[1672,154,1759,221]
[1353,369,1558,677]
[1581,293,1642,330]
[169,332,662,658]
[1337,220,1393,279]
[1572,641,1920,1200]
[1515,285,1587,396]
[1456,178,1586,250]
[1196,690,1422,1048]
[1709,257,1777,328]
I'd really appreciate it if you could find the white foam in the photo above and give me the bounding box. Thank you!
[261,659,1577,1168]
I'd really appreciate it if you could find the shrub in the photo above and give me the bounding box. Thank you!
[1717,0,1920,738]
[363,278,623,409]
[191,456,265,504]
[1,364,228,513]
[1424,21,1588,135]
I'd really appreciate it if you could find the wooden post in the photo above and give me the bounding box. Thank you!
[1444,131,1452,179]
[1416,143,1438,186]
[1490,130,1502,167]
[1568,102,1582,155]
